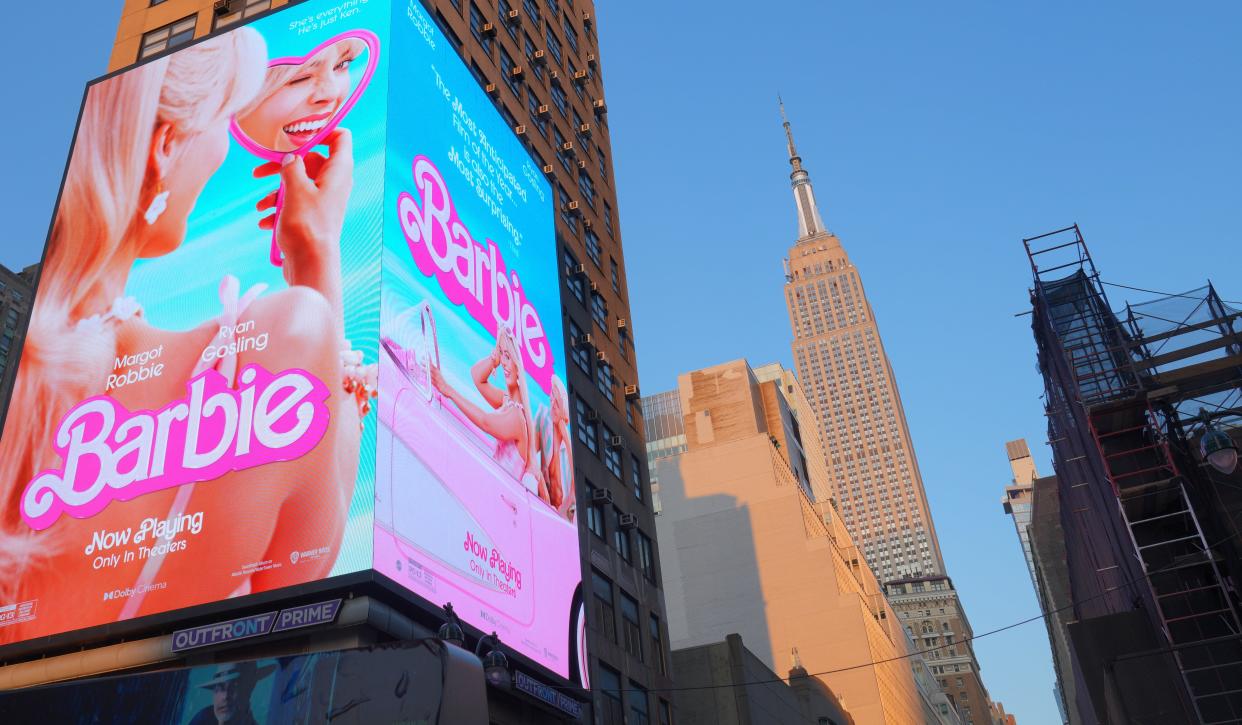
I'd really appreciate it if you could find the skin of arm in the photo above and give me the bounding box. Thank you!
[471,348,505,409]
[432,364,526,450]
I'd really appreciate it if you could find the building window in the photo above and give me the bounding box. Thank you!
[523,0,541,23]
[592,571,616,643]
[545,23,563,65]
[140,15,196,59]
[469,3,494,56]
[659,699,672,725]
[627,681,650,725]
[610,258,620,292]
[578,170,596,207]
[650,613,666,674]
[585,229,603,266]
[604,201,615,237]
[550,81,569,116]
[631,455,644,500]
[214,0,271,29]
[575,395,597,453]
[523,32,544,80]
[563,13,579,53]
[498,47,519,97]
[499,0,518,38]
[563,247,585,302]
[604,427,622,478]
[613,507,631,561]
[526,88,549,137]
[638,531,656,583]
[591,291,608,329]
[596,663,623,725]
[558,184,578,234]
[596,361,614,401]
[569,320,591,373]
[619,328,630,360]
[554,127,573,171]
[620,592,642,660]
[586,482,606,539]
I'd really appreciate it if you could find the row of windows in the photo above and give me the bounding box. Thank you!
[584,483,656,576]
[454,0,627,306]
[592,566,667,671]
[139,0,273,60]
[595,659,671,725]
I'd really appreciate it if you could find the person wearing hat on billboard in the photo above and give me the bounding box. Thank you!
[188,661,275,725]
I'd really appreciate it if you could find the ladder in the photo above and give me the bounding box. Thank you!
[1095,406,1242,724]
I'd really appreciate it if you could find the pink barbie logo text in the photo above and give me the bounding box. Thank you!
[397,157,555,393]
[20,366,331,531]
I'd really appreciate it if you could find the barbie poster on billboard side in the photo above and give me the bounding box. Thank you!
[373,2,587,683]
[0,0,387,645]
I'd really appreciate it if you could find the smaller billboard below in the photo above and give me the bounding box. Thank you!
[0,640,485,724]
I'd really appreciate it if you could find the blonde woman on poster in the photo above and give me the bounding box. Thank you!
[0,30,367,642]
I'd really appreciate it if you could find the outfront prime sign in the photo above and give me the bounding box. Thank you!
[171,599,343,652]
[0,0,584,684]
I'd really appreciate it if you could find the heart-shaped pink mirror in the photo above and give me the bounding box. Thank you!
[230,30,380,264]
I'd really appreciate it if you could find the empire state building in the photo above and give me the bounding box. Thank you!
[780,105,945,584]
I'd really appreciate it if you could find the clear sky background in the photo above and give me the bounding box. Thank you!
[2,2,1240,723]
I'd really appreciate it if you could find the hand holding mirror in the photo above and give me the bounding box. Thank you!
[230,30,379,266]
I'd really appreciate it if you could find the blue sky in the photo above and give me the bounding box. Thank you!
[3,2,1241,722]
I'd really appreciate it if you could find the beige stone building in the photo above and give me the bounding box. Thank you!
[776,105,997,723]
[647,360,952,725]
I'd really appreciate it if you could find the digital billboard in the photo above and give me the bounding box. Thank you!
[0,0,585,684]
[373,2,585,683]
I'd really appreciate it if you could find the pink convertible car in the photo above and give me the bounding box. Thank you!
[373,302,588,684]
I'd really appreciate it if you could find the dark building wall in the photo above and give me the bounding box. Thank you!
[0,263,37,430]
[671,634,853,725]
[1029,474,1085,725]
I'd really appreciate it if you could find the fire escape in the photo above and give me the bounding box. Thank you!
[1027,225,1242,724]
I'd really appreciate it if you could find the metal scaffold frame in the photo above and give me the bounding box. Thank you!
[1026,225,1242,725]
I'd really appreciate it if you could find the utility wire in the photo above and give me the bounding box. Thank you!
[566,526,1242,697]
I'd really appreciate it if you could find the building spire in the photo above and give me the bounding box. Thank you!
[778,97,827,240]
[780,95,804,174]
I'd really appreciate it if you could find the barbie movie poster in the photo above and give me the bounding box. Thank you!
[374,2,587,683]
[0,0,388,645]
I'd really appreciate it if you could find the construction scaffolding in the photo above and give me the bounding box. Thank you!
[1026,225,1242,725]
